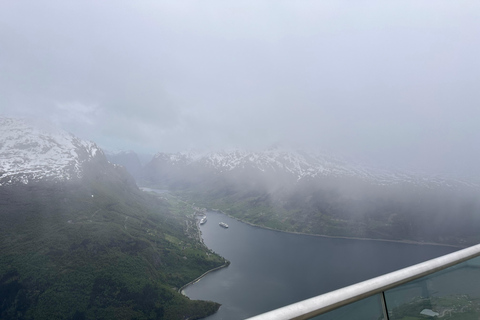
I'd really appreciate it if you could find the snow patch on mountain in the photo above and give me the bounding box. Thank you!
[152,148,477,189]
[0,118,102,186]
[152,148,365,179]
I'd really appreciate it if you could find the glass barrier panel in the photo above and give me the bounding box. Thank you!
[310,294,385,320]
[384,256,480,320]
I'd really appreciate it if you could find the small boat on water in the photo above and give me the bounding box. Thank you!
[200,216,207,225]
[219,222,229,228]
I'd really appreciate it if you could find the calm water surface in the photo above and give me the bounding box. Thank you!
[184,211,457,319]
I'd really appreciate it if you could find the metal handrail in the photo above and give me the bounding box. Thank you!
[246,243,480,320]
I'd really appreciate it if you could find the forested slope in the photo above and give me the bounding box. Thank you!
[0,161,225,320]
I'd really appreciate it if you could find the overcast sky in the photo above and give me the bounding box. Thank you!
[1,1,479,178]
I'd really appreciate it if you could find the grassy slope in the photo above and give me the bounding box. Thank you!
[0,168,225,320]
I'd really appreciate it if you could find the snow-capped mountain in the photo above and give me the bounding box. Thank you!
[152,148,348,178]
[0,117,103,186]
[143,148,480,246]
[147,148,475,190]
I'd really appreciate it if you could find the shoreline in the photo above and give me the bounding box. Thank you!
[140,187,465,249]
[211,209,465,249]
[178,206,462,298]
[142,187,233,297]
[179,216,230,295]
[178,261,230,295]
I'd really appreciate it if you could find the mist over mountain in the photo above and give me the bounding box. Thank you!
[104,150,144,179]
[142,148,480,246]
[2,1,480,182]
[144,148,478,188]
[0,118,225,320]
[4,116,476,249]
[2,1,480,318]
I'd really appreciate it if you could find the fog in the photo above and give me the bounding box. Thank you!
[1,1,479,180]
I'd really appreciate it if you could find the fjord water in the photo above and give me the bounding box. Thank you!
[184,211,457,319]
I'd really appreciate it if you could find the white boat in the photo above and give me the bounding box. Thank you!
[219,222,229,228]
[200,216,207,225]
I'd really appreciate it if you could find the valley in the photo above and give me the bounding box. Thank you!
[137,149,480,247]
[2,117,480,319]
[2,2,479,319]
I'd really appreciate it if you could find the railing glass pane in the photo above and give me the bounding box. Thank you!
[384,256,480,319]
[310,294,385,320]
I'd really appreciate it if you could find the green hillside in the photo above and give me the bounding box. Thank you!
[147,175,480,247]
[0,165,225,320]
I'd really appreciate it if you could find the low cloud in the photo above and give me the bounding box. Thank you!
[1,1,479,179]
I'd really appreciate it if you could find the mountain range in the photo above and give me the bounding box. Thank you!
[143,148,477,189]
[140,149,480,246]
[2,116,480,319]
